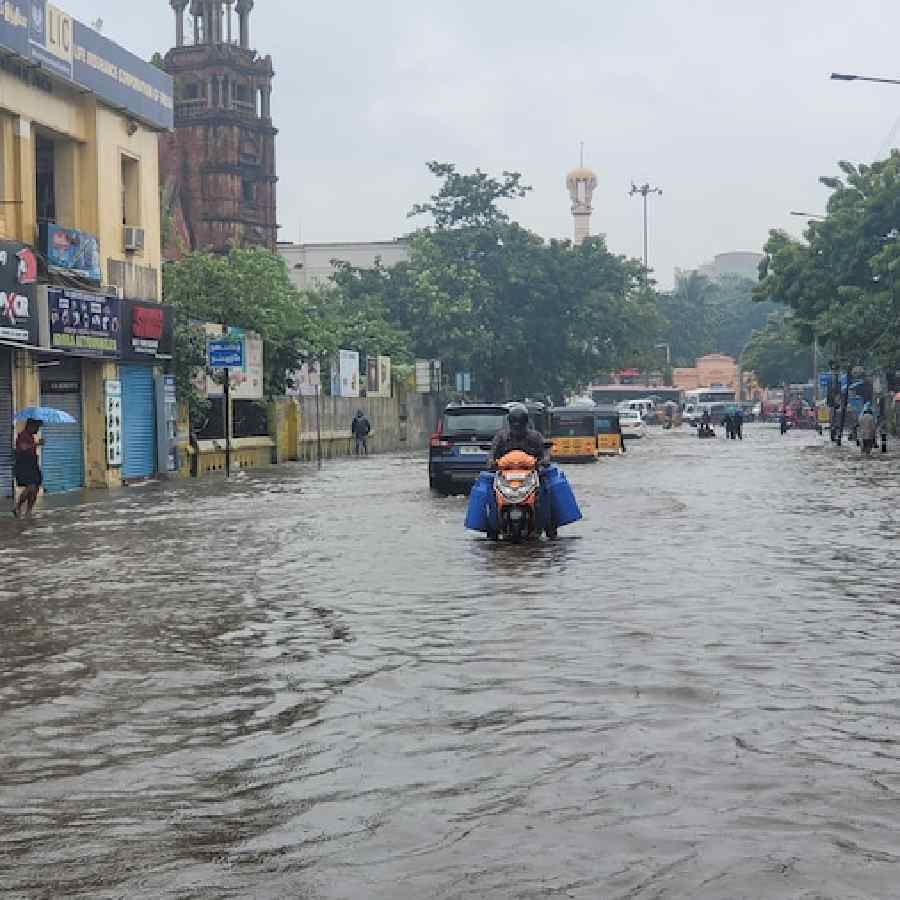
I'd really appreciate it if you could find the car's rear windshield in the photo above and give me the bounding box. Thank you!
[551,414,595,437]
[442,409,507,436]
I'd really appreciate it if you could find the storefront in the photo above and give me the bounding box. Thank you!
[39,360,84,493]
[0,241,39,499]
[120,300,174,481]
[38,287,122,493]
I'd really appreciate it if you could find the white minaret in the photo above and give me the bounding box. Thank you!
[566,146,598,245]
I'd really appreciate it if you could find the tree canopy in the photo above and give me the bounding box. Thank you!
[741,312,813,388]
[326,161,659,400]
[165,161,663,410]
[164,247,319,402]
[657,271,775,367]
[755,151,900,373]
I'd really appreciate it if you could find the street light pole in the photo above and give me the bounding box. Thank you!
[629,182,662,284]
[831,72,900,87]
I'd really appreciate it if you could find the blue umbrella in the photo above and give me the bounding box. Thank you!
[14,406,77,425]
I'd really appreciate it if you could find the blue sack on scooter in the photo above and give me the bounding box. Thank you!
[544,466,582,527]
[465,472,494,532]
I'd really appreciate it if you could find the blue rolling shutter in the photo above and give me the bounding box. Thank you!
[39,389,84,494]
[122,365,156,480]
[0,350,12,498]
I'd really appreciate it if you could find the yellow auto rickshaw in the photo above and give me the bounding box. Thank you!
[595,407,625,455]
[549,406,601,462]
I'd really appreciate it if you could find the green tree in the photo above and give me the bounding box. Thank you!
[164,248,320,410]
[658,272,774,366]
[657,271,716,365]
[756,151,900,374]
[742,313,813,387]
[392,161,656,399]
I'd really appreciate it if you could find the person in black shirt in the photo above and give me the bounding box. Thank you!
[489,404,550,468]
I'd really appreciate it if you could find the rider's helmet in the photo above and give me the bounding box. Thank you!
[508,403,530,436]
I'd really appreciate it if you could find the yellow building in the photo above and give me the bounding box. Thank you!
[0,2,176,501]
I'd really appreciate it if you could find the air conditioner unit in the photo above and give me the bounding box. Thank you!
[123,226,145,252]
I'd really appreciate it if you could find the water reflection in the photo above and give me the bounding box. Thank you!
[1,426,899,898]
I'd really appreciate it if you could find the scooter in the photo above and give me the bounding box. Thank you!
[489,450,549,543]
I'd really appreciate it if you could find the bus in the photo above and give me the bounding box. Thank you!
[684,387,736,409]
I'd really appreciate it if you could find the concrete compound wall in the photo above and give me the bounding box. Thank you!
[297,392,443,461]
[181,392,443,476]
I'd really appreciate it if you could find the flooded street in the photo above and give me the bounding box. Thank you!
[1,425,899,899]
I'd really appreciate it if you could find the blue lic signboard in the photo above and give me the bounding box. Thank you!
[208,339,243,369]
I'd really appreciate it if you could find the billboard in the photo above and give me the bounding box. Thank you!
[367,355,392,398]
[203,325,264,401]
[331,350,360,398]
[121,299,174,360]
[416,359,441,394]
[286,361,321,397]
[41,287,120,357]
[40,224,101,283]
[0,2,174,130]
[0,241,38,345]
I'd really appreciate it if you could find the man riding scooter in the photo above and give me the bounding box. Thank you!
[488,404,550,466]
[488,404,554,540]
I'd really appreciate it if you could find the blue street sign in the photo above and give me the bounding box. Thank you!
[208,339,244,369]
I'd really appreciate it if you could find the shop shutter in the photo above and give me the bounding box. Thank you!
[122,365,156,480]
[0,350,13,498]
[39,390,84,493]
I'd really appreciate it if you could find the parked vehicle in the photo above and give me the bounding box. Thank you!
[620,408,646,439]
[429,403,508,494]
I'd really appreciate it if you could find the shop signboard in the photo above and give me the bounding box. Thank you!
[40,287,121,357]
[40,224,101,283]
[0,241,38,345]
[105,379,122,467]
[330,349,360,398]
[0,2,174,130]
[121,299,174,361]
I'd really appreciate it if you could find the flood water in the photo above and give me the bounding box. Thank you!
[1,425,898,899]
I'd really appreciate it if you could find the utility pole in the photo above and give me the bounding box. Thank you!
[629,182,662,284]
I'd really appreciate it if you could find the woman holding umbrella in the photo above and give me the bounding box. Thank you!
[14,418,42,518]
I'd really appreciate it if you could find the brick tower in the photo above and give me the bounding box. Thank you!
[160,0,277,256]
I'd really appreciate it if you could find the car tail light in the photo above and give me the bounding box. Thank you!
[431,419,453,450]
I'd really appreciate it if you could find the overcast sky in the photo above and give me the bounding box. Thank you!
[66,0,900,288]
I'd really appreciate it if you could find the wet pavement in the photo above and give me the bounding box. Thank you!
[1,424,899,899]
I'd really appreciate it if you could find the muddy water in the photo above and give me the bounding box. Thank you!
[0,425,898,899]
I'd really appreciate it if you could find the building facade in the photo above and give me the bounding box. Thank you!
[160,0,277,255]
[0,2,175,501]
[673,354,738,391]
[278,240,410,291]
[676,251,765,284]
